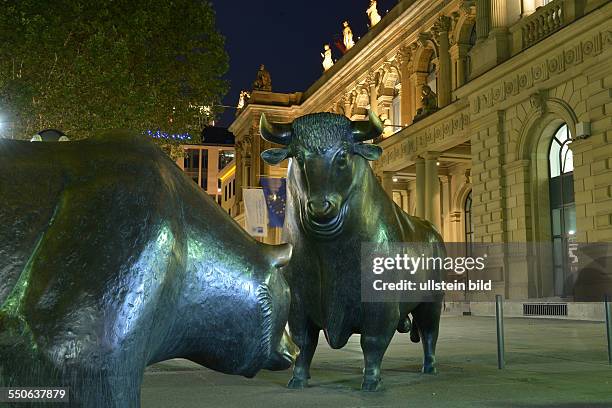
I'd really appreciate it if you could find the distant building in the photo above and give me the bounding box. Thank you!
[176,126,235,203]
[218,159,237,216]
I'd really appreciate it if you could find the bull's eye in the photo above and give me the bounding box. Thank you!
[336,151,349,168]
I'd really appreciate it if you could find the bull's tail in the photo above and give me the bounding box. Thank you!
[410,319,421,343]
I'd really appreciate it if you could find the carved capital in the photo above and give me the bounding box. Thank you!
[417,32,433,48]
[365,70,379,87]
[396,45,413,66]
[434,15,452,33]
[459,0,476,16]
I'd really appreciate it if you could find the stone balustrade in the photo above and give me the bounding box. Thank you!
[510,0,585,55]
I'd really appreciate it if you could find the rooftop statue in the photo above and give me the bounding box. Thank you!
[367,0,382,27]
[253,64,272,92]
[342,21,355,50]
[321,44,334,71]
[237,90,250,110]
[0,132,297,406]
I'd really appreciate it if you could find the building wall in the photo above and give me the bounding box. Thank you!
[229,0,612,303]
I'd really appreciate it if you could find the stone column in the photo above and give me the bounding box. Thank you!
[450,43,470,90]
[400,190,409,213]
[423,152,441,230]
[398,46,414,126]
[476,0,491,41]
[440,174,452,241]
[234,140,244,216]
[434,16,452,108]
[415,157,426,218]
[368,73,379,115]
[522,0,536,17]
[490,0,507,30]
[382,172,395,199]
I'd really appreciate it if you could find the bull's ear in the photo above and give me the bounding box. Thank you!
[353,143,382,161]
[261,148,290,165]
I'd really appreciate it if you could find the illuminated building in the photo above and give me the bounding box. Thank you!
[229,0,611,317]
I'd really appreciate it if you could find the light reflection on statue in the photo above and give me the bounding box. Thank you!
[366,0,382,27]
[342,21,355,50]
[321,44,334,71]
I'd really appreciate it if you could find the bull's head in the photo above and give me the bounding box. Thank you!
[260,111,383,239]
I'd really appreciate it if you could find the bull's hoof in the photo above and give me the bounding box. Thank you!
[361,378,383,392]
[287,377,308,389]
[421,365,437,375]
[397,317,411,333]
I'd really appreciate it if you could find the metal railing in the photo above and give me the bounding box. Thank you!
[510,0,586,55]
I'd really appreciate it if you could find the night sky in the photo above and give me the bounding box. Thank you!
[211,0,399,127]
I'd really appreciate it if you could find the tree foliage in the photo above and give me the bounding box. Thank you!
[0,0,228,146]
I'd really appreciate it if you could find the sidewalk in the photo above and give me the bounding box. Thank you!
[141,316,612,407]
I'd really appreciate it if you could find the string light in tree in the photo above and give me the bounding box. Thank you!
[145,129,193,141]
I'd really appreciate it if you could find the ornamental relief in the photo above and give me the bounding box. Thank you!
[470,30,609,115]
[375,111,470,170]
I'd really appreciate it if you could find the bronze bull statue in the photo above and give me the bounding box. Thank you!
[260,111,444,391]
[0,132,297,407]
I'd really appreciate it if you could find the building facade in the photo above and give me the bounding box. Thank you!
[228,0,612,317]
[176,126,235,203]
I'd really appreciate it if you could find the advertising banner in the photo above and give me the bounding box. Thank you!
[243,188,267,237]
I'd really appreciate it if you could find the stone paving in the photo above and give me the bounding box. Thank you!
[141,316,612,407]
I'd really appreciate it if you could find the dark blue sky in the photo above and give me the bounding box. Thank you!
[210,0,399,127]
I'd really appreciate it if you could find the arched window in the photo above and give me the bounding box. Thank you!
[464,190,474,248]
[548,123,576,297]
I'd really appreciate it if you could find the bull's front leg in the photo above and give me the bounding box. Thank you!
[360,308,397,392]
[287,317,319,389]
[411,301,442,374]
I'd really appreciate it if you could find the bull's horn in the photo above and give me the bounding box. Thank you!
[265,243,293,268]
[260,114,293,146]
[351,110,384,142]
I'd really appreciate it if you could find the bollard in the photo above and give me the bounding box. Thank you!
[495,294,505,369]
[605,295,612,365]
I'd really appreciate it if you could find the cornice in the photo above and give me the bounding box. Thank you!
[300,0,454,113]
[455,3,612,101]
[228,103,299,135]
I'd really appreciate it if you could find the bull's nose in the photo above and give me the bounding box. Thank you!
[307,200,333,218]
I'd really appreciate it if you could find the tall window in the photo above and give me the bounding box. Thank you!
[548,123,576,297]
[464,190,474,250]
[426,55,437,94]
